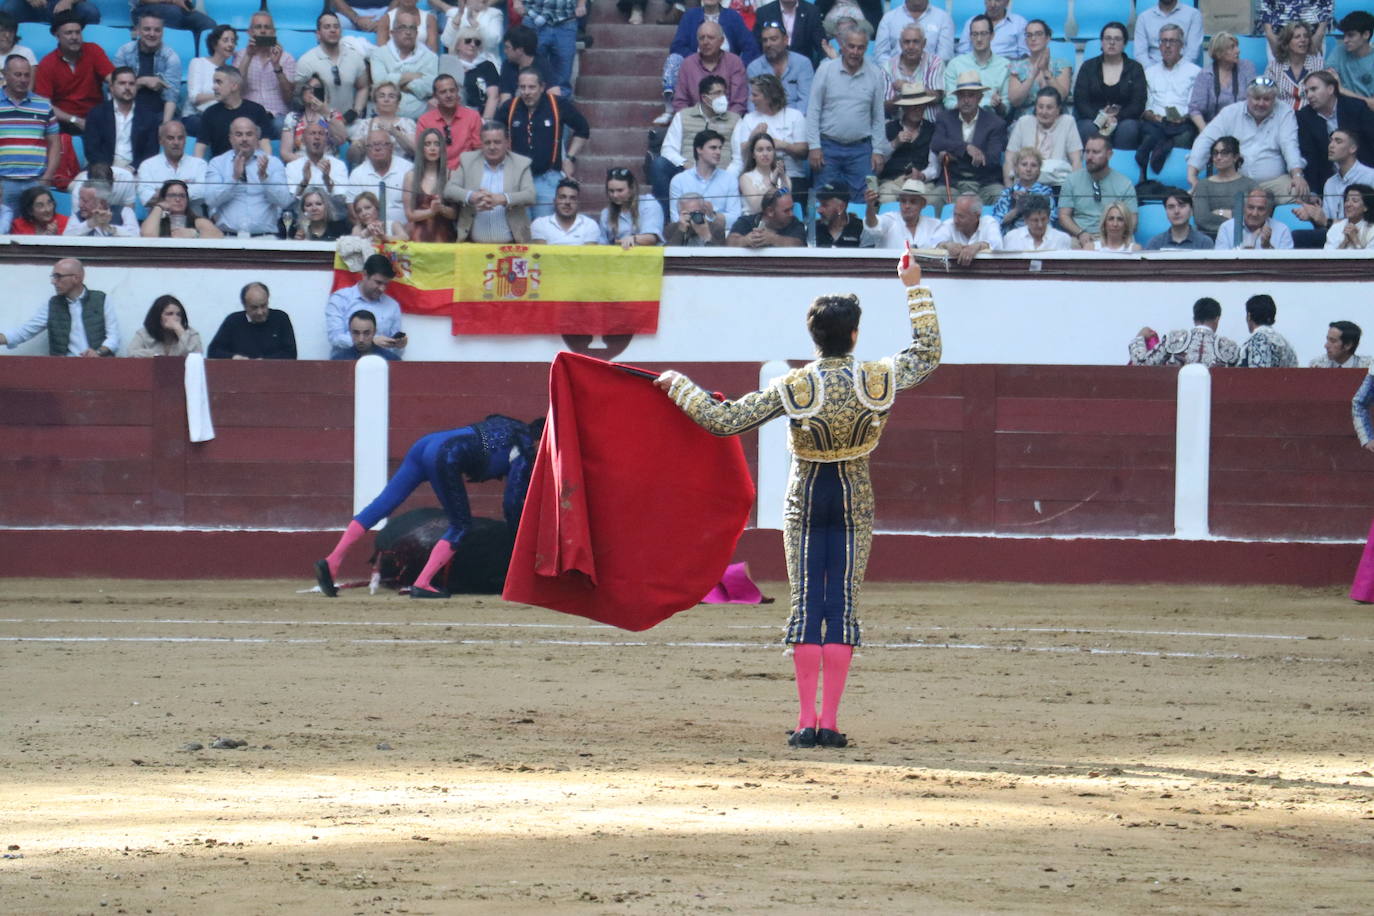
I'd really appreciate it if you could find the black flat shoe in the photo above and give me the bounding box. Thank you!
[816,728,848,748]
[787,727,817,748]
[409,585,451,599]
[315,559,337,598]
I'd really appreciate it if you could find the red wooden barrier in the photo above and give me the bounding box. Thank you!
[1210,368,1374,540]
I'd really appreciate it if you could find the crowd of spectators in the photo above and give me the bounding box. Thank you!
[1,0,1374,255]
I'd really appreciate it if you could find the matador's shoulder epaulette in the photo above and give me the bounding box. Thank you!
[772,365,824,418]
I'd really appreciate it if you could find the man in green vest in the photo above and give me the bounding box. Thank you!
[0,258,120,357]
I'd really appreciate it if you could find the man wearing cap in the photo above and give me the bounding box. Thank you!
[882,23,943,119]
[861,176,941,247]
[813,182,863,247]
[929,71,1006,207]
[877,82,937,202]
[34,12,113,134]
[943,13,1009,114]
[326,253,407,360]
[806,27,886,201]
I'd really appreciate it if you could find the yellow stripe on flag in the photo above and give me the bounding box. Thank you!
[454,244,664,304]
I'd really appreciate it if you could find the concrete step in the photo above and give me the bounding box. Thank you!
[585,23,678,49]
[581,100,667,128]
[585,127,653,157]
[576,74,669,101]
[579,47,666,77]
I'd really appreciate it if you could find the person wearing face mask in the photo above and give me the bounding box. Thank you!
[649,74,740,215]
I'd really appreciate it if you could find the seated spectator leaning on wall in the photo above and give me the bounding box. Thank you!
[726,187,805,247]
[206,282,298,360]
[1129,297,1237,367]
[64,182,137,236]
[813,182,863,247]
[1214,185,1295,249]
[663,190,726,245]
[1311,320,1371,368]
[1325,183,1374,248]
[861,176,940,247]
[1237,293,1298,368]
[0,258,118,357]
[936,190,1003,265]
[1001,193,1070,251]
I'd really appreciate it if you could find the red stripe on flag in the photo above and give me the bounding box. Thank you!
[331,268,455,317]
[451,300,660,335]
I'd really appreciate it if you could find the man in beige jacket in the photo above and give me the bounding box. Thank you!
[444,121,536,242]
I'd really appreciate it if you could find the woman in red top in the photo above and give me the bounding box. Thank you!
[402,127,457,242]
[10,187,68,236]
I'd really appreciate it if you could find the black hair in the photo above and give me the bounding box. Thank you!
[503,24,537,57]
[1246,294,1277,326]
[1345,182,1374,225]
[698,73,727,99]
[808,294,861,357]
[206,23,236,53]
[1331,320,1362,353]
[1100,20,1129,42]
[555,177,580,194]
[1021,194,1051,217]
[144,294,188,343]
[18,185,55,222]
[1027,18,1052,39]
[1338,10,1374,36]
[1034,86,1062,109]
[692,128,724,155]
[1164,188,1193,209]
[348,309,378,327]
[1192,297,1221,323]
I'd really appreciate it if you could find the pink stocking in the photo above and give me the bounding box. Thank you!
[325,520,367,577]
[413,539,456,591]
[792,643,822,730]
[819,643,853,732]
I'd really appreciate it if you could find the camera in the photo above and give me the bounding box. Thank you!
[689,211,706,224]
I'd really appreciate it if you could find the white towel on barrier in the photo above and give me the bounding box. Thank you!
[184,352,216,443]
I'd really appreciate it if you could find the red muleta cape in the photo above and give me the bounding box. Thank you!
[502,352,756,630]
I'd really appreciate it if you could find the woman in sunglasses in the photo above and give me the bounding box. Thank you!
[440,0,504,58]
[1190,135,1257,237]
[599,167,664,248]
[440,27,501,119]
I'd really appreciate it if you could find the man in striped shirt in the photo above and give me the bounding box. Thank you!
[0,54,59,214]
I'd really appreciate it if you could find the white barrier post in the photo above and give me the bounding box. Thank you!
[353,354,389,526]
[1174,363,1212,538]
[755,360,791,530]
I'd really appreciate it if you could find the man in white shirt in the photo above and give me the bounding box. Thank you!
[136,119,208,208]
[1136,24,1200,180]
[63,183,138,237]
[859,176,941,248]
[287,120,349,202]
[530,178,602,244]
[295,11,370,118]
[1310,321,1372,369]
[1188,80,1308,204]
[0,258,119,357]
[347,127,414,228]
[1214,186,1296,250]
[936,191,1003,264]
[204,117,295,236]
[1134,0,1203,68]
[956,0,1025,60]
[1002,193,1070,251]
[875,0,954,65]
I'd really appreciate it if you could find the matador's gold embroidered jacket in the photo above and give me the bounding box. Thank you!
[664,286,941,453]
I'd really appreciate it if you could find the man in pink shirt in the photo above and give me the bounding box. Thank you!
[234,11,297,132]
[415,73,481,170]
[673,21,748,114]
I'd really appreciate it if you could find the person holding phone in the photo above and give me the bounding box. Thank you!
[325,253,409,359]
[235,11,298,133]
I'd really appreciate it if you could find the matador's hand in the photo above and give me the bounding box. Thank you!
[898,242,921,286]
[654,370,684,392]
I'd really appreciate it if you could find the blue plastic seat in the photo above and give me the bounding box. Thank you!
[71,134,85,168]
[1270,204,1313,233]
[1235,35,1270,75]
[51,190,72,217]
[275,29,319,61]
[92,0,132,27]
[1071,1,1132,41]
[20,26,58,61]
[163,28,198,69]
[1133,202,1170,245]
[1335,0,1364,25]
[1013,0,1068,37]
[266,0,331,32]
[878,201,900,214]
[1108,147,1138,178]
[84,24,135,56]
[1145,147,1191,189]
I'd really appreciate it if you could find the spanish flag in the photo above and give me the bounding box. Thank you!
[330,242,664,335]
[452,243,662,336]
[331,241,457,316]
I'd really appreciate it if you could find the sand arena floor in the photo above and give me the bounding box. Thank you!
[0,578,1371,914]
